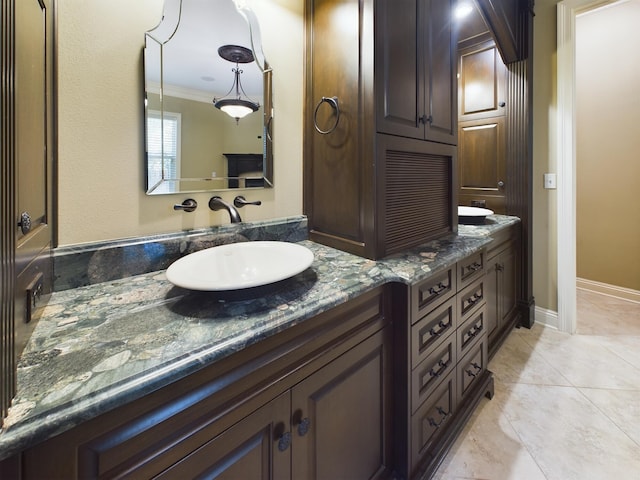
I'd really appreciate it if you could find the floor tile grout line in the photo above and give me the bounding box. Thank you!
[574,386,640,449]
[491,380,553,480]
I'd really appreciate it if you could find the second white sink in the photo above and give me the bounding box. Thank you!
[166,241,314,291]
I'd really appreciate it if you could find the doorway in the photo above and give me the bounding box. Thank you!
[557,0,640,333]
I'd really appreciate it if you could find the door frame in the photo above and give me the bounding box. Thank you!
[556,0,621,333]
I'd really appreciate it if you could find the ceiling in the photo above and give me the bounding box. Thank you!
[145,0,265,102]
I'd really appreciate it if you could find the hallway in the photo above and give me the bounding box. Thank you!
[434,294,640,479]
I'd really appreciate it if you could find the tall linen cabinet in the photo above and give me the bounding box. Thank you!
[304,0,458,260]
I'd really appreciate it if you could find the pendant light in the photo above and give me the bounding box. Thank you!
[213,45,260,123]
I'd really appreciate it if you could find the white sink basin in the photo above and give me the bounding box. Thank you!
[166,241,314,291]
[458,206,494,217]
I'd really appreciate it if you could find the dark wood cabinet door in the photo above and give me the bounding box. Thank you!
[487,239,517,351]
[291,328,392,480]
[424,0,457,145]
[458,42,507,122]
[499,244,517,329]
[376,0,457,145]
[305,0,376,258]
[458,116,506,212]
[156,393,291,480]
[4,0,54,418]
[376,0,422,139]
[485,260,499,344]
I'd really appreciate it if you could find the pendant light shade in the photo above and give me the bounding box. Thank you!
[213,45,260,122]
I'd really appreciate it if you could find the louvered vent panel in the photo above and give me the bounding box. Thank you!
[384,150,451,255]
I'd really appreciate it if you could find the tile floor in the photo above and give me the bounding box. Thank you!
[433,290,640,480]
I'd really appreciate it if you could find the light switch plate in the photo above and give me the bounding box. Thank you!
[544,173,557,189]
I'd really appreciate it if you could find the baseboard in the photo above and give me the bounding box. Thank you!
[576,278,640,304]
[534,306,558,330]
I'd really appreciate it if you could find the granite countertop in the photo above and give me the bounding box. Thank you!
[0,215,518,460]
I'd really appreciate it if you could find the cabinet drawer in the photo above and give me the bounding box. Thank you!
[456,304,487,361]
[411,334,456,413]
[457,337,488,402]
[458,277,485,320]
[411,297,456,368]
[411,267,456,324]
[457,250,484,289]
[411,371,456,472]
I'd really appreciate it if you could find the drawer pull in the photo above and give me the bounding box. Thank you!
[465,362,483,378]
[428,406,450,428]
[428,358,451,378]
[466,292,483,308]
[465,262,482,272]
[465,324,484,341]
[428,282,448,296]
[429,320,448,337]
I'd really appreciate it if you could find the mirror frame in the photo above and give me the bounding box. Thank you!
[143,0,273,195]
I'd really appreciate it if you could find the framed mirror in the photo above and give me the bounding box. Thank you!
[144,0,273,195]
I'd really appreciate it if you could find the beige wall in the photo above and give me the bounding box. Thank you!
[575,1,640,291]
[56,0,303,246]
[532,0,560,311]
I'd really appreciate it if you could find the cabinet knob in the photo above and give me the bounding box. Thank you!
[277,431,292,452]
[297,417,311,436]
[18,211,33,234]
[419,114,432,124]
[498,180,505,188]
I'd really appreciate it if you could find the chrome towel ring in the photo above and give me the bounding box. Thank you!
[313,96,340,134]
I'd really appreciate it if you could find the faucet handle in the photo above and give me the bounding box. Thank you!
[173,198,198,213]
[233,195,262,208]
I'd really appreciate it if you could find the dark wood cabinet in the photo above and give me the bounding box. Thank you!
[376,0,457,145]
[292,328,392,480]
[458,41,507,122]
[156,392,292,480]
[485,225,520,357]
[457,41,508,213]
[395,253,493,480]
[6,287,393,480]
[304,0,458,260]
[2,0,55,420]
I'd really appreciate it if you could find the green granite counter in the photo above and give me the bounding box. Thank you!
[0,214,518,461]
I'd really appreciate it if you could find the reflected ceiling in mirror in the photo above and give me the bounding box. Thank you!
[144,0,273,195]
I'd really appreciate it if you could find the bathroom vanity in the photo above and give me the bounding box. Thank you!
[0,215,520,479]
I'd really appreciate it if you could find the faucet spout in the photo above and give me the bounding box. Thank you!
[208,196,242,223]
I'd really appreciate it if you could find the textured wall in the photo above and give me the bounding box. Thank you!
[576,0,640,290]
[56,0,304,246]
